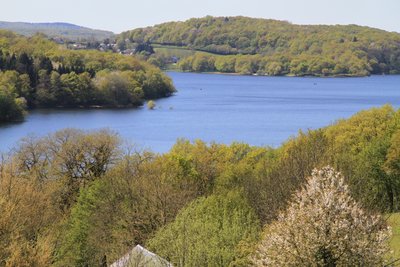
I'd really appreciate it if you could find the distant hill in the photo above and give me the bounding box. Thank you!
[0,21,115,41]
[119,16,400,76]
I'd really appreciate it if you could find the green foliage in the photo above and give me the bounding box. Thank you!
[0,32,175,122]
[0,90,25,122]
[384,130,400,177]
[0,71,26,122]
[119,16,400,76]
[95,70,144,106]
[191,54,215,72]
[57,181,106,267]
[147,191,260,267]
[59,71,95,106]
[1,106,400,265]
[387,213,400,260]
[325,105,400,211]
[215,56,235,72]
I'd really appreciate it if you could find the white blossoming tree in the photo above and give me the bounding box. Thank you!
[254,166,391,266]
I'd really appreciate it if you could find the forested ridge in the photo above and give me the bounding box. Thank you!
[119,16,400,76]
[0,105,399,266]
[0,30,175,123]
[0,21,115,41]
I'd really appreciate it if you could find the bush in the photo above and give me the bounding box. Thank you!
[147,100,156,110]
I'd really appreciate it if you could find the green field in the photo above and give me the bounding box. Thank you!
[152,45,218,70]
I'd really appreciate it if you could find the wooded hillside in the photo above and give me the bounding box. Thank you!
[120,16,400,76]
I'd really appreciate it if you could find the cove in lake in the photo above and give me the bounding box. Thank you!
[1,72,400,153]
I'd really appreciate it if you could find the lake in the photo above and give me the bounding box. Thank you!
[1,72,400,153]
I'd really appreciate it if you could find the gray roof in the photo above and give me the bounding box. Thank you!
[110,245,172,267]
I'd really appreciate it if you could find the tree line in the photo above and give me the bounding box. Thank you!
[0,31,175,123]
[0,105,399,266]
[119,16,400,76]
[177,51,375,76]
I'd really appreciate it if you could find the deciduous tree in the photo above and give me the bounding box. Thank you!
[254,166,391,266]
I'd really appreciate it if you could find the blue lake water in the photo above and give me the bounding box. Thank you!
[1,72,400,153]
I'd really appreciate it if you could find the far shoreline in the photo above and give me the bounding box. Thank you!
[164,69,396,78]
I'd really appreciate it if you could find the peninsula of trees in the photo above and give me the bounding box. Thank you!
[119,16,400,76]
[0,30,175,123]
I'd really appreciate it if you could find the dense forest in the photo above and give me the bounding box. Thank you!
[0,105,399,266]
[119,16,400,76]
[0,30,175,123]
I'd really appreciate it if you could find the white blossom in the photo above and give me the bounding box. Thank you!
[254,166,391,266]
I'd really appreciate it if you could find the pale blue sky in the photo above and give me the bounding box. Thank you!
[2,0,399,33]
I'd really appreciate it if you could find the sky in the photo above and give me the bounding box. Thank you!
[1,0,400,33]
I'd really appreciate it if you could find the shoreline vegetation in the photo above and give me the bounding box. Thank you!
[0,105,399,265]
[0,30,175,123]
[168,69,380,78]
[119,16,400,77]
